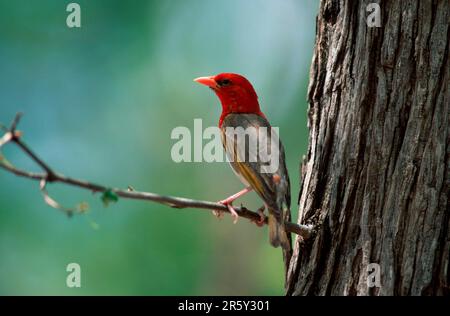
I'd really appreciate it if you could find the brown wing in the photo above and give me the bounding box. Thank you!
[221,113,290,213]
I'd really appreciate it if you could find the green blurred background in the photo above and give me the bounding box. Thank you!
[0,0,318,295]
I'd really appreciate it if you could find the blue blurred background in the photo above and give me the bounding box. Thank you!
[0,0,318,295]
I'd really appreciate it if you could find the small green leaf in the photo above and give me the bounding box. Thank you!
[101,189,118,207]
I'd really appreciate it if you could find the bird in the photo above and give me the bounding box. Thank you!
[194,73,292,259]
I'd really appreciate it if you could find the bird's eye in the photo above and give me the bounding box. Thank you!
[218,79,231,86]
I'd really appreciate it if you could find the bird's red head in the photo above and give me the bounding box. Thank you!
[194,73,265,126]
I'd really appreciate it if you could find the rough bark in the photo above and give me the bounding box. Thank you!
[287,0,449,295]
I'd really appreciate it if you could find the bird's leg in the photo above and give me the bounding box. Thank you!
[214,187,253,223]
[219,187,253,205]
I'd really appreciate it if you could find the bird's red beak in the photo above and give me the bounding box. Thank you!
[194,76,217,88]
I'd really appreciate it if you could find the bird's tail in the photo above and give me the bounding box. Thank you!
[268,211,290,250]
[268,204,293,286]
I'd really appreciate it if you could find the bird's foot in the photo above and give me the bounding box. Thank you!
[253,206,266,227]
[213,187,252,223]
[214,200,239,224]
[226,203,239,224]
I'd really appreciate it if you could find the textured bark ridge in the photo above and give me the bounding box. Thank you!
[287,0,449,295]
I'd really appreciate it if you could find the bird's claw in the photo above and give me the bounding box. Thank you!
[253,206,266,227]
[226,204,239,224]
[214,200,239,224]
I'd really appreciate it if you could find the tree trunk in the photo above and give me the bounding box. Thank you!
[286,0,449,296]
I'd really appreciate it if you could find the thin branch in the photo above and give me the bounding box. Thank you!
[8,113,55,178]
[0,113,313,239]
[40,179,78,216]
[9,111,23,132]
